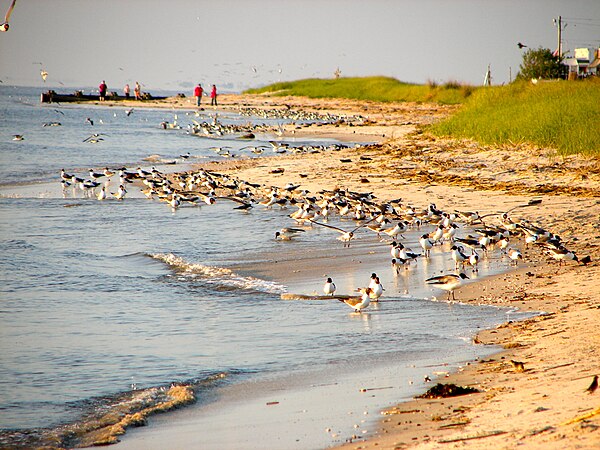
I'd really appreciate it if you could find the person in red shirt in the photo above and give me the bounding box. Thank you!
[98,80,107,101]
[194,83,203,107]
[210,84,217,106]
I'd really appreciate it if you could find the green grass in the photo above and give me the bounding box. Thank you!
[244,76,474,105]
[245,76,599,156]
[431,78,600,156]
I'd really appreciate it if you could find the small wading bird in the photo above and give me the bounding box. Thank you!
[275,227,305,241]
[339,287,371,312]
[323,277,336,296]
[425,273,469,301]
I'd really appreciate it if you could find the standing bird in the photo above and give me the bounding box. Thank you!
[419,234,435,257]
[113,185,127,200]
[369,274,384,301]
[425,273,469,301]
[323,277,336,296]
[339,288,371,312]
[0,0,16,32]
[585,375,598,394]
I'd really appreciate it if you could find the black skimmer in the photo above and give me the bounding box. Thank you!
[275,227,305,241]
[425,273,469,301]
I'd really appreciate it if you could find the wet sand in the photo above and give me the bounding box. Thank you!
[106,94,600,449]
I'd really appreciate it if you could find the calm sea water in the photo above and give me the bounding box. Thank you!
[0,86,529,449]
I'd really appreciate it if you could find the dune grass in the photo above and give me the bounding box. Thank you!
[430,78,600,157]
[245,76,475,105]
[246,76,599,156]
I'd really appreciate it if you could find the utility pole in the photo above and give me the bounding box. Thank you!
[553,16,566,57]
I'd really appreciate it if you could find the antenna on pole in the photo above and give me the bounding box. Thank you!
[553,16,567,57]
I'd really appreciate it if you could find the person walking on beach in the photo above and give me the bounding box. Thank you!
[134,81,141,100]
[123,83,130,99]
[210,84,217,106]
[194,83,203,107]
[98,80,107,101]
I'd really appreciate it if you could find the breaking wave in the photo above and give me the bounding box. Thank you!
[148,252,287,294]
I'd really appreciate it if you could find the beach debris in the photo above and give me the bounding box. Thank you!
[439,430,507,443]
[510,360,526,373]
[415,383,479,399]
[585,375,598,394]
[560,406,600,426]
[359,386,394,393]
[269,168,285,174]
[266,401,279,406]
[340,158,352,163]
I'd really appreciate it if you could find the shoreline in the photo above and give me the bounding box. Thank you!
[175,95,599,449]
[46,94,600,448]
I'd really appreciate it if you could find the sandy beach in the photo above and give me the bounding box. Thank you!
[90,93,600,449]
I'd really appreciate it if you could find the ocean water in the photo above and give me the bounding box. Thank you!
[0,86,530,449]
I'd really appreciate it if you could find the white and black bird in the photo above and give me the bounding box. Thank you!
[275,227,305,241]
[425,273,469,301]
[507,247,523,265]
[368,274,384,301]
[419,234,435,257]
[545,247,578,266]
[323,277,336,296]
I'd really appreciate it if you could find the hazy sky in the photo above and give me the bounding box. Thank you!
[1,0,598,93]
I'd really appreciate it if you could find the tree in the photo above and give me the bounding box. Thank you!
[516,47,564,81]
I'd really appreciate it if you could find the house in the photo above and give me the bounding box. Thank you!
[563,47,600,78]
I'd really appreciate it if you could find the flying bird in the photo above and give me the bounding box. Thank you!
[1,0,16,32]
[308,216,377,247]
[517,42,527,49]
[40,70,48,82]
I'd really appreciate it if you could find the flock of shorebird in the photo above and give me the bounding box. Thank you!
[59,162,586,313]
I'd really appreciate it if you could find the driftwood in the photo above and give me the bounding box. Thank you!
[439,430,507,443]
[280,293,360,301]
[560,407,600,426]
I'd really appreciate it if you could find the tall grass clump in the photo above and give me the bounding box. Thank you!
[245,76,475,105]
[431,78,600,156]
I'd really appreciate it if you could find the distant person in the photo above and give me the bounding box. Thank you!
[134,81,141,100]
[124,83,130,99]
[194,83,203,107]
[210,84,217,106]
[98,80,107,101]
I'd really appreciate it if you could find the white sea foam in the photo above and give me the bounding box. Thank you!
[149,252,287,294]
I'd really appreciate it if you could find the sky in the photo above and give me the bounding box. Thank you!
[0,0,598,93]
